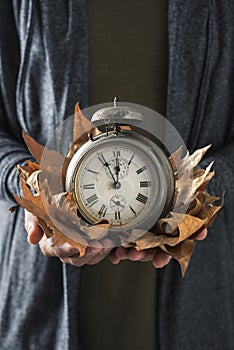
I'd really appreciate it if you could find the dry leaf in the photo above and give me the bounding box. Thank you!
[169,144,211,174]
[26,170,42,193]
[73,102,93,143]
[22,131,45,164]
[80,221,110,240]
[132,213,207,251]
[160,240,195,277]
[14,179,87,256]
[17,160,40,182]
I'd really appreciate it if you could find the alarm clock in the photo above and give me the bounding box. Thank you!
[65,100,175,233]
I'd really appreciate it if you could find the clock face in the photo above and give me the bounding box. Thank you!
[66,132,173,231]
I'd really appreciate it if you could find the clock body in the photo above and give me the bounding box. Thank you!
[65,129,174,231]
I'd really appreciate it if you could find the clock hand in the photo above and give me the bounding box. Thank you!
[111,199,125,209]
[115,157,120,183]
[98,154,116,184]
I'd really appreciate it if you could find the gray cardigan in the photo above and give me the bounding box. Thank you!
[0,1,234,349]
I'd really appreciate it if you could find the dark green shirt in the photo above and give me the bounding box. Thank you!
[87,0,168,114]
[78,1,168,349]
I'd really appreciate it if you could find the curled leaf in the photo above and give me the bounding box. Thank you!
[26,170,42,193]
[160,240,195,277]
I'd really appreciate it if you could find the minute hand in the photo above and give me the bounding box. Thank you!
[98,154,116,183]
[115,157,120,183]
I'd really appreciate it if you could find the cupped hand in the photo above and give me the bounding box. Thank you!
[109,228,208,269]
[24,210,113,266]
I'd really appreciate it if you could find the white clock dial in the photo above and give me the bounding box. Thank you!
[75,144,158,227]
[65,131,174,231]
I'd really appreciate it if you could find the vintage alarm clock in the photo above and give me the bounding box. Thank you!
[65,99,175,232]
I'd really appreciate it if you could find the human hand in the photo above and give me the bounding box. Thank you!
[25,210,207,268]
[24,210,113,266]
[109,228,208,269]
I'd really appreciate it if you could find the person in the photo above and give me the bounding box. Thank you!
[0,1,233,349]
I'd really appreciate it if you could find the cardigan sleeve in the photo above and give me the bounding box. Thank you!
[201,141,234,198]
[0,123,31,204]
[0,94,32,204]
[0,1,31,203]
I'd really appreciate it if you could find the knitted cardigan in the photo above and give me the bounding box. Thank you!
[0,1,233,349]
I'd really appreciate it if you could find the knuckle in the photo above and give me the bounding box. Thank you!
[68,256,84,267]
[39,241,51,257]
[40,247,50,257]
[53,247,61,258]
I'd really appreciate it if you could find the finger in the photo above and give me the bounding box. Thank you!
[115,246,130,260]
[127,249,148,261]
[61,241,104,267]
[38,235,80,258]
[25,210,44,245]
[131,248,156,262]
[108,249,120,264]
[27,225,44,245]
[87,239,114,265]
[53,243,80,258]
[141,249,158,262]
[39,235,61,257]
[195,228,208,241]
[153,251,172,268]
[109,247,155,264]
[39,235,55,256]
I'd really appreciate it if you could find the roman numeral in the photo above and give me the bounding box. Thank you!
[83,183,95,189]
[115,210,121,220]
[113,150,120,157]
[129,206,137,217]
[128,153,135,165]
[98,204,108,217]
[136,193,148,204]
[86,194,98,206]
[140,181,151,188]
[136,165,147,174]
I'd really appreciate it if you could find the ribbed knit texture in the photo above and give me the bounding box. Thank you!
[0,1,234,349]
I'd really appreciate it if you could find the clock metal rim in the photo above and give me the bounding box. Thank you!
[65,130,175,231]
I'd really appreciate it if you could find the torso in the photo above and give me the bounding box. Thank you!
[87,0,168,113]
[78,1,168,349]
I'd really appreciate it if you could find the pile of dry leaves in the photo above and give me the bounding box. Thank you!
[11,104,223,276]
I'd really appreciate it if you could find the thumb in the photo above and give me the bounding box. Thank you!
[24,210,44,245]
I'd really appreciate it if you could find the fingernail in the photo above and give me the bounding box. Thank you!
[28,226,33,234]
[113,258,120,264]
